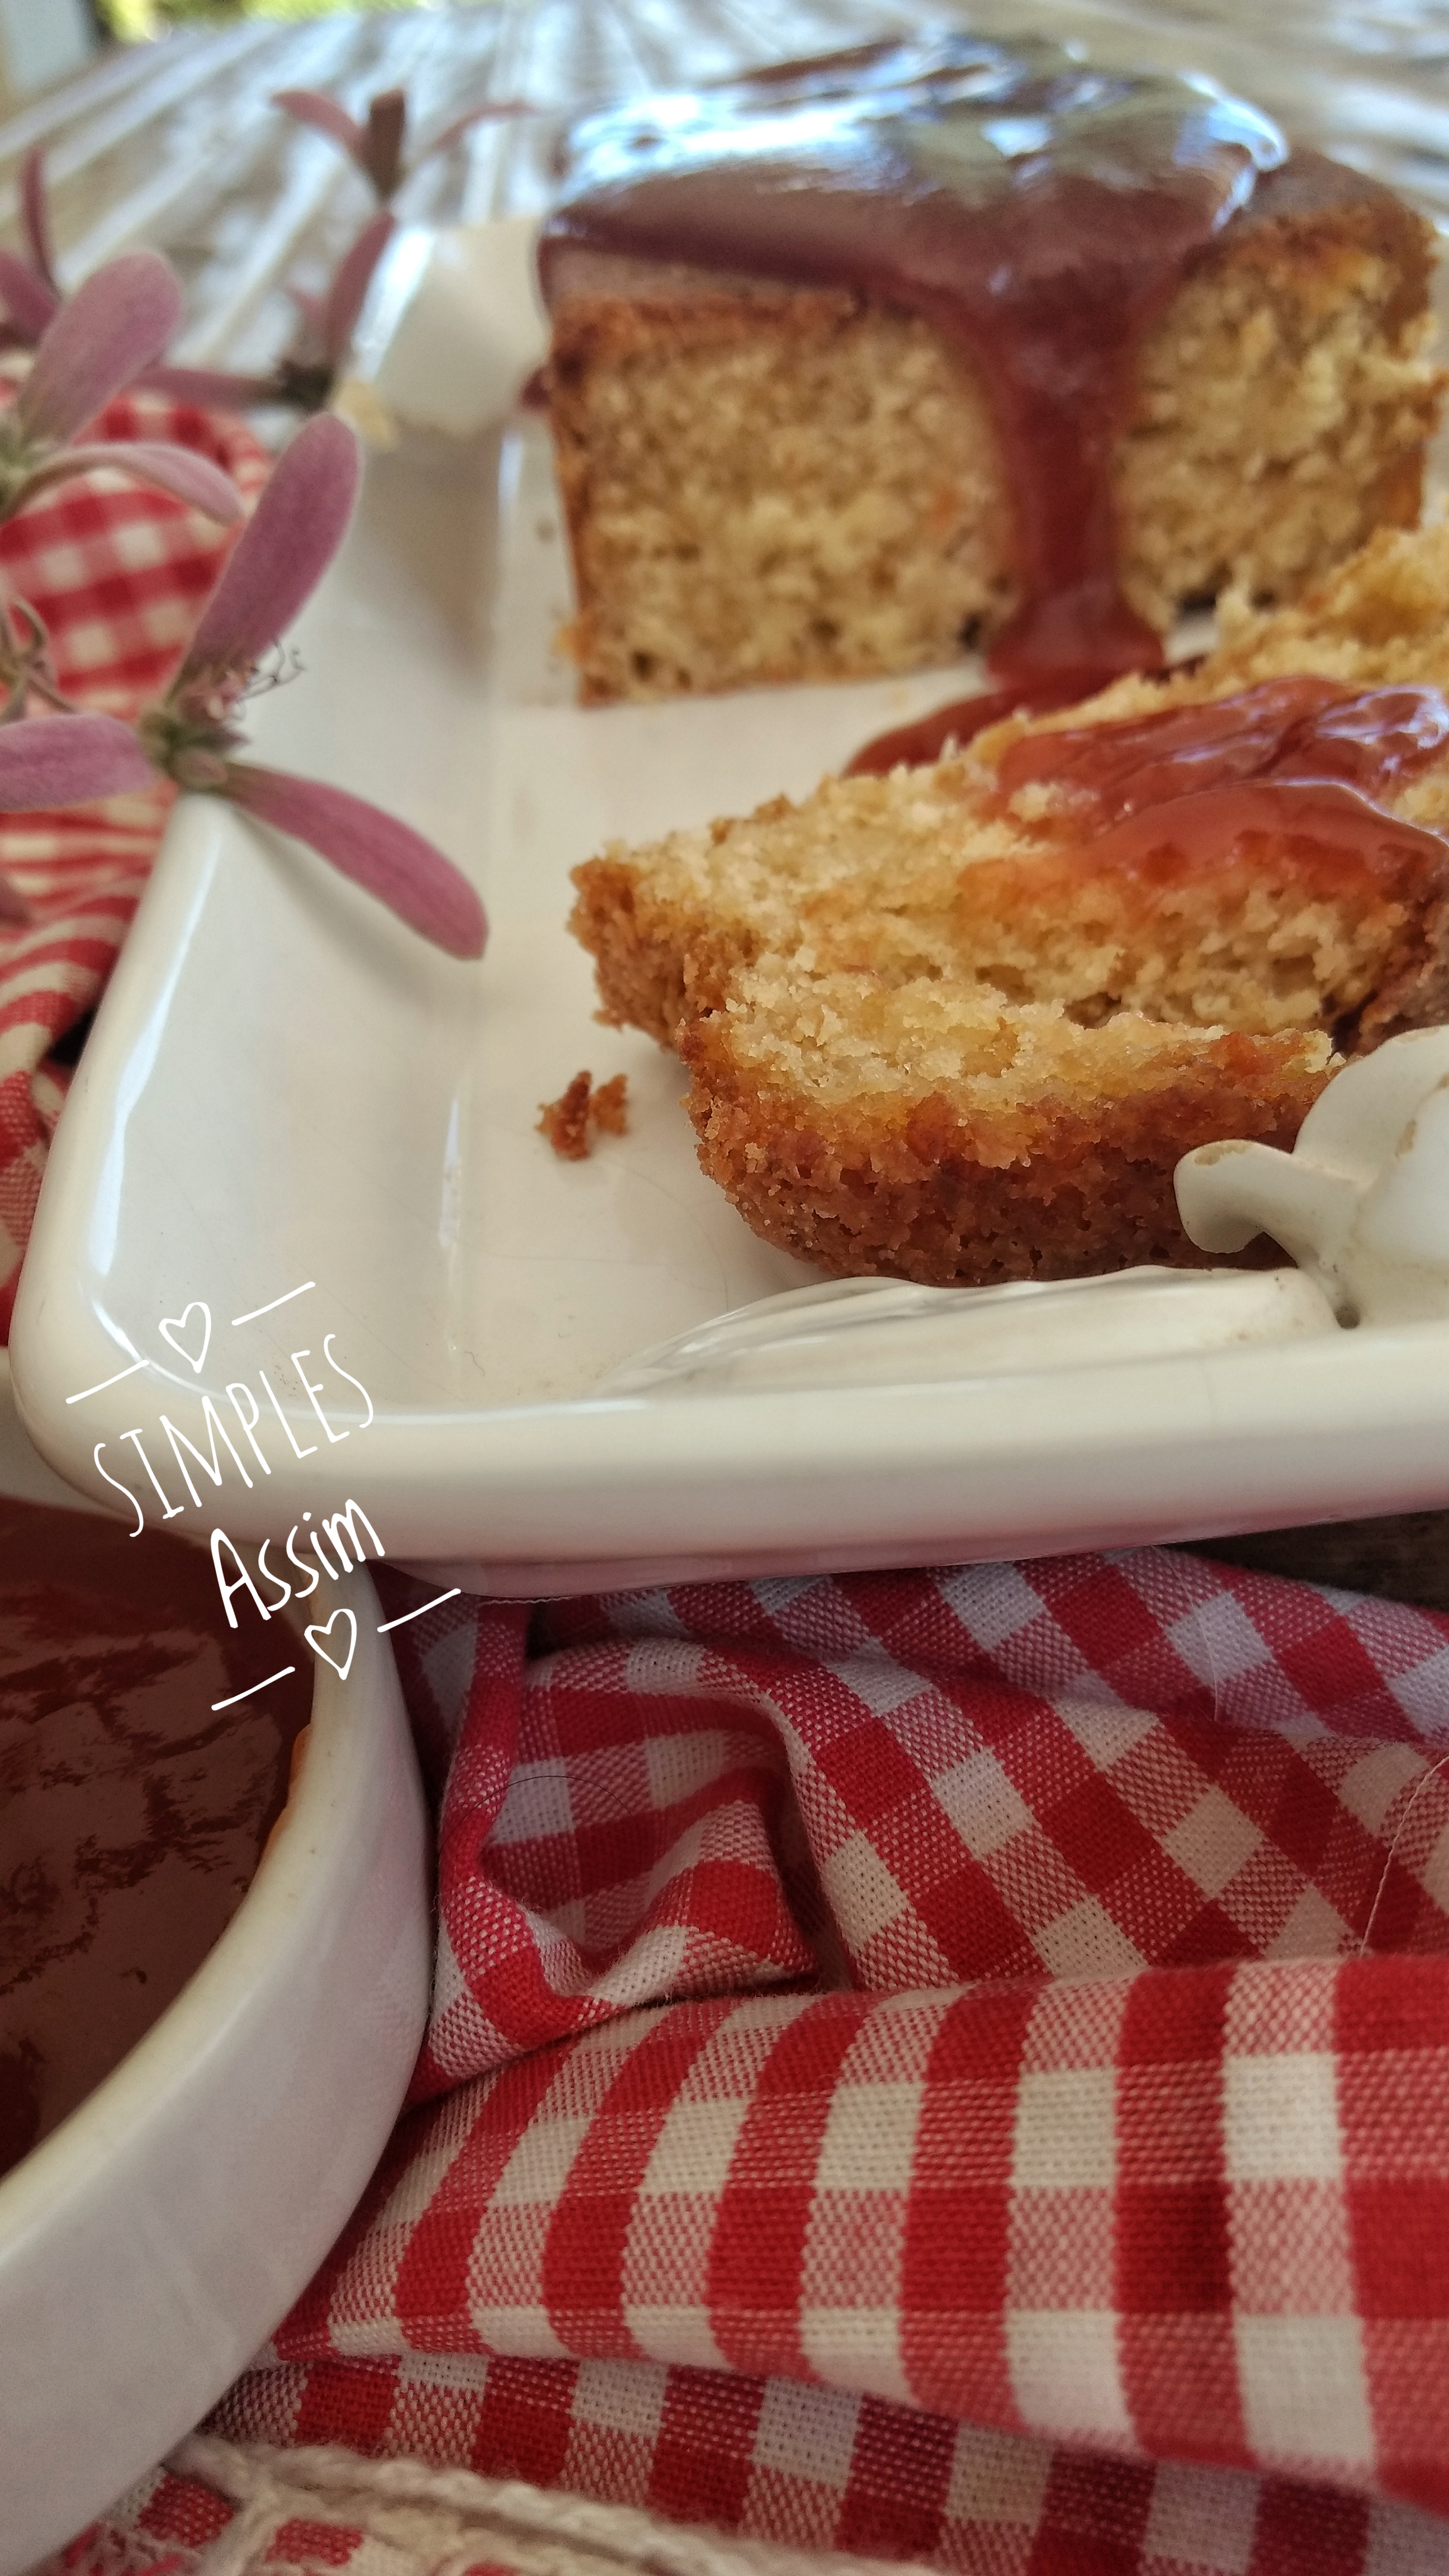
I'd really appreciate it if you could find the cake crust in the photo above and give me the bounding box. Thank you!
[683,1016,1330,1287]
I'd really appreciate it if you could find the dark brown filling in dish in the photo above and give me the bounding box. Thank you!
[0,1499,310,2179]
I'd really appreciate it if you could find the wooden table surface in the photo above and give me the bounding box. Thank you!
[9,1,1449,1614]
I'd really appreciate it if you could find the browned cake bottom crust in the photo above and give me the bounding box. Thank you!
[684,1032,1324,1286]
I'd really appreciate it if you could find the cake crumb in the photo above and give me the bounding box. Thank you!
[589,1072,629,1133]
[538,1069,630,1159]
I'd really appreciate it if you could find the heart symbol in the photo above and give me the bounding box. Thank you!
[159,1301,211,1376]
[306,1607,357,1682]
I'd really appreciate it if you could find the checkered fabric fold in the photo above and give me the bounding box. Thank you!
[87,1550,1449,2574]
[0,392,268,1338]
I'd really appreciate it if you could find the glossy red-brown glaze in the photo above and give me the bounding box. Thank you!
[0,1499,310,2177]
[543,37,1288,689]
[999,678,1449,817]
[1081,776,1449,883]
[844,670,1107,776]
[983,679,1449,882]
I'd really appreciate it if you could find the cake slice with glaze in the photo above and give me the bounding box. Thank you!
[540,36,1443,707]
[570,524,1449,1285]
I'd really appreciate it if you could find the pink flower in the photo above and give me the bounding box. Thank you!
[0,711,149,809]
[0,252,243,523]
[0,323,481,956]
[148,412,484,956]
[0,154,393,421]
[273,83,530,203]
[220,762,485,958]
[146,212,398,419]
[0,150,60,351]
[0,709,155,925]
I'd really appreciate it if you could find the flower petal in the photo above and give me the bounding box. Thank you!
[287,285,326,335]
[363,89,407,199]
[271,89,368,164]
[18,251,182,447]
[139,363,281,411]
[0,712,153,811]
[20,148,58,293]
[0,247,58,344]
[422,99,534,160]
[224,763,486,958]
[321,210,396,367]
[25,439,243,520]
[173,411,359,692]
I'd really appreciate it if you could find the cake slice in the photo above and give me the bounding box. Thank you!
[541,39,1443,706]
[569,524,1449,1286]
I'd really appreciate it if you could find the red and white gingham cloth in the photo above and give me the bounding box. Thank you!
[81,1549,1449,2575]
[0,390,268,1339]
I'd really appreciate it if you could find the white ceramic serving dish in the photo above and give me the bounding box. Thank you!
[0,1368,430,2574]
[13,224,1449,1592]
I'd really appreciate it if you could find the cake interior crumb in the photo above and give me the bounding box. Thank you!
[538,1070,631,1159]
